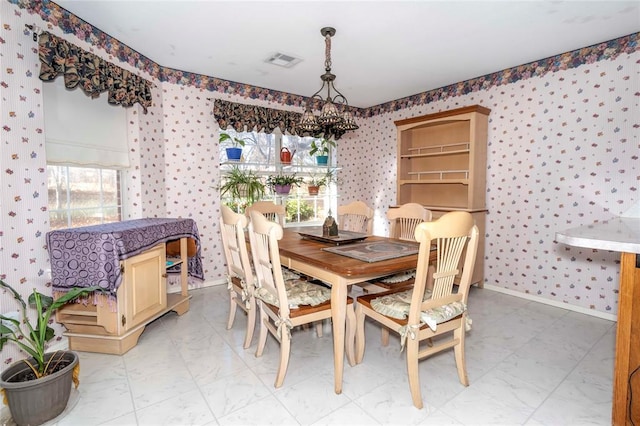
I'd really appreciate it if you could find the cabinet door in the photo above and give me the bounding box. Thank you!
[121,244,167,331]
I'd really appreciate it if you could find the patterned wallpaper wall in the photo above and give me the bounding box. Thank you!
[1,0,638,369]
[343,56,639,316]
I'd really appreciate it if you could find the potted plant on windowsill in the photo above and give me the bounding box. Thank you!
[309,137,336,165]
[266,173,303,196]
[220,131,248,162]
[0,280,102,426]
[220,165,266,213]
[306,171,328,196]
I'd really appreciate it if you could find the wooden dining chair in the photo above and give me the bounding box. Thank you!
[337,200,374,234]
[248,210,356,388]
[245,200,286,227]
[388,202,433,241]
[355,211,479,409]
[220,205,256,349]
[365,203,433,293]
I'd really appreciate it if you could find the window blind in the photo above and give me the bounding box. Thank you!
[43,78,130,169]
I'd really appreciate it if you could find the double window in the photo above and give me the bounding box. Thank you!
[219,129,337,226]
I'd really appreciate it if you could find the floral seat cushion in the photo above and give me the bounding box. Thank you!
[370,288,466,331]
[255,279,331,309]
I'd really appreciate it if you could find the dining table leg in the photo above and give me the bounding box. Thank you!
[330,277,350,394]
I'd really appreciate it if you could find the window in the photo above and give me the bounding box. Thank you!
[47,165,122,230]
[219,129,338,225]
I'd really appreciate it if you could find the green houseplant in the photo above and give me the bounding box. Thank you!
[266,173,303,195]
[0,279,102,425]
[220,165,266,212]
[220,131,248,161]
[306,171,329,196]
[309,138,336,165]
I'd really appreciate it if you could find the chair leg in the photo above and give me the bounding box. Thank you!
[255,307,268,358]
[345,304,356,366]
[405,338,424,409]
[315,320,324,338]
[243,298,256,349]
[274,327,291,388]
[381,327,390,346]
[355,303,366,364]
[226,292,237,330]
[453,324,469,386]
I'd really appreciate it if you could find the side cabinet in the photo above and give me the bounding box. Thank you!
[120,244,167,331]
[394,105,490,286]
[56,239,191,355]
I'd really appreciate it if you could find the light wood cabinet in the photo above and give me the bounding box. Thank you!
[394,105,490,286]
[56,239,191,355]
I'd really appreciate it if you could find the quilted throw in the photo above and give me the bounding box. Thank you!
[47,218,204,296]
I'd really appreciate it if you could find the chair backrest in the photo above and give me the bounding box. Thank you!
[387,203,432,241]
[410,211,479,321]
[337,201,374,234]
[220,205,254,288]
[247,210,291,318]
[245,201,286,227]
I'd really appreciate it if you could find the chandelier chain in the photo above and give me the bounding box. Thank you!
[324,33,332,71]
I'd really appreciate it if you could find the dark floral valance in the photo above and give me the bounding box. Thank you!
[38,31,153,113]
[213,99,304,136]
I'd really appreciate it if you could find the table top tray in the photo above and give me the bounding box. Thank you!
[297,228,368,245]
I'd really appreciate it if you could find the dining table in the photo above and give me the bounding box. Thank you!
[278,227,422,394]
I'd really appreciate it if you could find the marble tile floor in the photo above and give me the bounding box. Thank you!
[42,285,615,425]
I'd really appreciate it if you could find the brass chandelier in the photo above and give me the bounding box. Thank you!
[298,27,358,140]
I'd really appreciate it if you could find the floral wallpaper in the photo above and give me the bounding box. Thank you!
[1,0,638,370]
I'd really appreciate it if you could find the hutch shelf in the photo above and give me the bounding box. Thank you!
[394,105,490,286]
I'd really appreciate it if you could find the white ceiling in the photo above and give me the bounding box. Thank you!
[53,1,639,109]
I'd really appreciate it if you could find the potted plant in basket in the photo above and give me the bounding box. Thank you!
[0,279,102,426]
[309,137,336,165]
[220,131,248,161]
[266,173,303,196]
[219,165,266,212]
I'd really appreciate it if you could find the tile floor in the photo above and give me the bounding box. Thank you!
[42,285,616,425]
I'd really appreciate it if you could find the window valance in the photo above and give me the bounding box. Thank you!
[213,99,304,136]
[38,31,153,113]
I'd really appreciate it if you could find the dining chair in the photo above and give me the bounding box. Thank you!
[245,200,286,227]
[248,210,356,388]
[220,205,256,349]
[388,202,433,241]
[365,203,433,293]
[337,200,374,234]
[355,211,479,409]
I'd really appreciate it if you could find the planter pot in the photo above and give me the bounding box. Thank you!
[226,147,243,161]
[308,185,320,196]
[315,155,328,166]
[274,184,291,195]
[1,351,78,426]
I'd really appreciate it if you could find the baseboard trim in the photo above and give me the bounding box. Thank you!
[483,284,617,322]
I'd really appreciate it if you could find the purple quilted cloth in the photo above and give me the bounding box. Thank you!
[47,218,204,295]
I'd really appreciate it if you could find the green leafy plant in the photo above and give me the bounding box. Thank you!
[0,279,101,378]
[220,166,266,206]
[266,173,304,188]
[219,131,248,148]
[309,138,336,156]
[307,168,339,187]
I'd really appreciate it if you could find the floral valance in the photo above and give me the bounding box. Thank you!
[38,32,153,113]
[213,99,304,136]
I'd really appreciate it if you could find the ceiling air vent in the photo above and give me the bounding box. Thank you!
[265,52,302,68]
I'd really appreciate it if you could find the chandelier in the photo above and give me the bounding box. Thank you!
[298,27,358,140]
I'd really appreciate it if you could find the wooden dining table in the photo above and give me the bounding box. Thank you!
[278,227,421,394]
